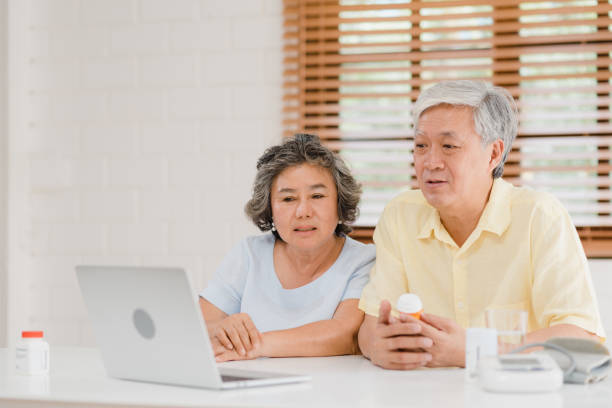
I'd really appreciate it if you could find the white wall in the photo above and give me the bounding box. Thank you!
[5,0,283,346]
[588,259,612,340]
[0,0,7,347]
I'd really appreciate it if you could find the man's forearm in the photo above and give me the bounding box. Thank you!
[525,323,599,344]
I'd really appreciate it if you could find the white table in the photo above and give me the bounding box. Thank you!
[0,348,610,408]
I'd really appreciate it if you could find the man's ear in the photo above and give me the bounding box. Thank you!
[488,139,505,173]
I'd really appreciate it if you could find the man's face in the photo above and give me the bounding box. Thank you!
[413,104,501,215]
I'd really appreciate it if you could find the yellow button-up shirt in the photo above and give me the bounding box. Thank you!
[359,178,605,338]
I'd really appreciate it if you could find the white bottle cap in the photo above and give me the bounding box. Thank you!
[396,293,423,314]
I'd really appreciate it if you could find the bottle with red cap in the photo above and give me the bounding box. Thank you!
[16,331,49,375]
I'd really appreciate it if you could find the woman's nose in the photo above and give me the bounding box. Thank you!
[295,199,312,218]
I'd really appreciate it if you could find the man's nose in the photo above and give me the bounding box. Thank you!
[424,146,444,170]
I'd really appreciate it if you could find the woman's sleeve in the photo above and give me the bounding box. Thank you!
[341,243,376,301]
[199,239,250,316]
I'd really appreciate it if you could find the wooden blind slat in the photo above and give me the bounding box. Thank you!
[285,16,612,40]
[285,58,612,78]
[289,30,612,53]
[284,0,596,10]
[288,71,611,90]
[286,4,612,27]
[283,97,612,114]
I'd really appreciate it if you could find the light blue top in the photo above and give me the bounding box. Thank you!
[200,233,375,333]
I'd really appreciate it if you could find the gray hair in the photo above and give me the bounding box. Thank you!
[245,133,361,238]
[413,80,519,178]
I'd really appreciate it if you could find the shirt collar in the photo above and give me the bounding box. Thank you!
[416,206,438,240]
[416,178,512,242]
[477,177,512,237]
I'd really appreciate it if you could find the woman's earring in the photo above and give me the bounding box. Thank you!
[338,220,343,225]
[271,222,276,232]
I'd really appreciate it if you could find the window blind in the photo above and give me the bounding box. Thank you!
[283,0,612,256]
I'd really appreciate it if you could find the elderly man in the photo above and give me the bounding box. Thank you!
[357,80,605,370]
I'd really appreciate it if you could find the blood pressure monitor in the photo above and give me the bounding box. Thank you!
[479,354,563,393]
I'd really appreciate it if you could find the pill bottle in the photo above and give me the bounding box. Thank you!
[396,293,423,320]
[16,331,49,375]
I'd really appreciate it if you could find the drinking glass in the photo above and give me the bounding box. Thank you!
[484,309,527,354]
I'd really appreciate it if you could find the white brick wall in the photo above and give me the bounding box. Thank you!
[0,0,7,347]
[6,0,282,346]
[140,0,199,22]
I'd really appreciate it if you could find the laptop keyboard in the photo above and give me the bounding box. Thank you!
[221,375,254,382]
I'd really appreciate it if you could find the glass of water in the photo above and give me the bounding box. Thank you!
[484,309,528,354]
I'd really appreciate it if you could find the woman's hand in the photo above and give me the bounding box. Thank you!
[212,313,262,356]
[212,336,264,362]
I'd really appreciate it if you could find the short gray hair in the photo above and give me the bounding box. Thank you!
[413,80,518,178]
[245,134,361,238]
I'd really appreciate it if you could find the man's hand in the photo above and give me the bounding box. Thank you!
[418,313,466,367]
[212,313,262,356]
[366,300,433,370]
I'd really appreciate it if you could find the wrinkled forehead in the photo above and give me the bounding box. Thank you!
[416,102,474,118]
[271,163,336,191]
[414,104,476,135]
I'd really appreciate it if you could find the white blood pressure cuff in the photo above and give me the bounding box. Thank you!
[540,337,610,384]
[513,337,611,384]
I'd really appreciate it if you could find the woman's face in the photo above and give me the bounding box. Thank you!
[270,163,339,253]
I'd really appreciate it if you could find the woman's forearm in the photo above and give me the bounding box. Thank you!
[260,319,359,357]
[199,298,228,337]
[204,319,221,337]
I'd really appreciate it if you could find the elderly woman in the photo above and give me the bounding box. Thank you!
[358,80,605,370]
[199,134,375,361]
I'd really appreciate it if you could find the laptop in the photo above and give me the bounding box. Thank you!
[76,265,311,389]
